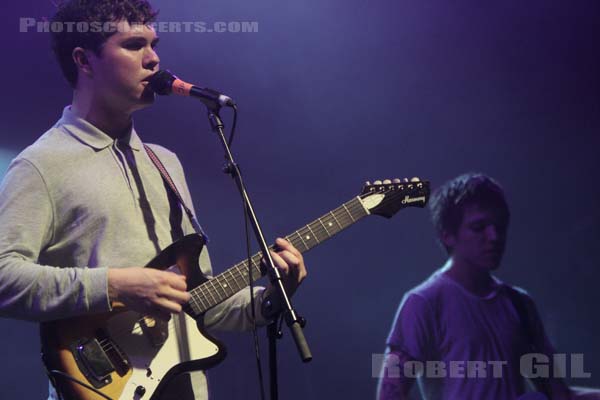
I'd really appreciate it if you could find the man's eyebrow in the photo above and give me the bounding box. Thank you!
[122,36,159,45]
[466,217,488,224]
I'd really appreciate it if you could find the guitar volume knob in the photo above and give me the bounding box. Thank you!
[135,385,146,397]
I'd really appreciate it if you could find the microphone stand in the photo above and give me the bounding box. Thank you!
[204,103,312,400]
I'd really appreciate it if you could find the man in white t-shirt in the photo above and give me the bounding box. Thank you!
[377,173,594,400]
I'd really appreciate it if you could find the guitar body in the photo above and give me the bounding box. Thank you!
[41,235,226,400]
[41,308,226,400]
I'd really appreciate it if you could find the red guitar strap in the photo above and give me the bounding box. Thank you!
[144,144,209,242]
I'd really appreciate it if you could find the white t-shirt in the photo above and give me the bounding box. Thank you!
[386,269,552,399]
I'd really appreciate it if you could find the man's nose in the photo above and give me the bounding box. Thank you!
[486,225,500,241]
[144,47,160,71]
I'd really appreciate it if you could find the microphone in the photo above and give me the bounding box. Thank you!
[148,69,235,108]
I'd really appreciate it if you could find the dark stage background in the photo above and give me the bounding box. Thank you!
[1,0,599,398]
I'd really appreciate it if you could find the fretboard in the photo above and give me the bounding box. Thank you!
[186,195,369,316]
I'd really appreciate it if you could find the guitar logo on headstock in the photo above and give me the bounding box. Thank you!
[401,195,427,205]
[359,178,430,219]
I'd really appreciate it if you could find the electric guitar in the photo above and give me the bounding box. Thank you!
[40,179,430,400]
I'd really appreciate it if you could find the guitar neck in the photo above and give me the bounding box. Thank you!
[186,196,369,316]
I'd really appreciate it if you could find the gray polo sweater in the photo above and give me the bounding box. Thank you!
[0,106,266,398]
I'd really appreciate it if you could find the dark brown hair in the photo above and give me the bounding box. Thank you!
[429,173,510,252]
[51,0,158,87]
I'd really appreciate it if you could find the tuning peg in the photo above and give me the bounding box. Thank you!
[374,180,382,185]
[392,178,401,183]
[365,181,371,186]
[411,177,420,182]
[403,178,409,182]
[383,179,392,184]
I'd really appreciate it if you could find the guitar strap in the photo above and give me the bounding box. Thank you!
[505,286,537,352]
[143,144,209,243]
[505,287,560,397]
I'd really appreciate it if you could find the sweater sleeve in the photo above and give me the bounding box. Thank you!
[0,158,110,322]
[195,232,270,332]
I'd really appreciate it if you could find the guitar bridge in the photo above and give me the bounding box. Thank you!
[69,329,130,389]
[71,337,114,388]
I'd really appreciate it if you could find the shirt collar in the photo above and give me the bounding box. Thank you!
[58,106,143,151]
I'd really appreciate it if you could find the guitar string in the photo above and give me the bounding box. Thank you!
[186,184,426,312]
[182,196,370,312]
[180,198,364,313]
[191,194,376,298]
[96,185,420,349]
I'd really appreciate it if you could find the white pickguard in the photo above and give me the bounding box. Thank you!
[105,311,218,399]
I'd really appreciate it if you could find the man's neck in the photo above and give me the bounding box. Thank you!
[443,258,496,297]
[71,91,133,140]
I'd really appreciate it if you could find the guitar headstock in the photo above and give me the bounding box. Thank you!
[359,178,430,218]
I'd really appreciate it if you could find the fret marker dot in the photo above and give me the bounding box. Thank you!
[223,284,228,288]
[328,222,333,227]
[305,235,311,240]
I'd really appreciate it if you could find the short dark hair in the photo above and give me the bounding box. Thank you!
[51,0,158,87]
[429,173,510,252]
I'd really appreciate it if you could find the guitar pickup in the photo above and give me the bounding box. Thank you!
[70,337,114,388]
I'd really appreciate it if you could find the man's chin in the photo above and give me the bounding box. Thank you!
[130,92,156,112]
[488,263,502,271]
[141,88,156,104]
[479,256,503,271]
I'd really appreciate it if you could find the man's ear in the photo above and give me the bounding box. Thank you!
[72,47,93,78]
[441,230,456,251]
